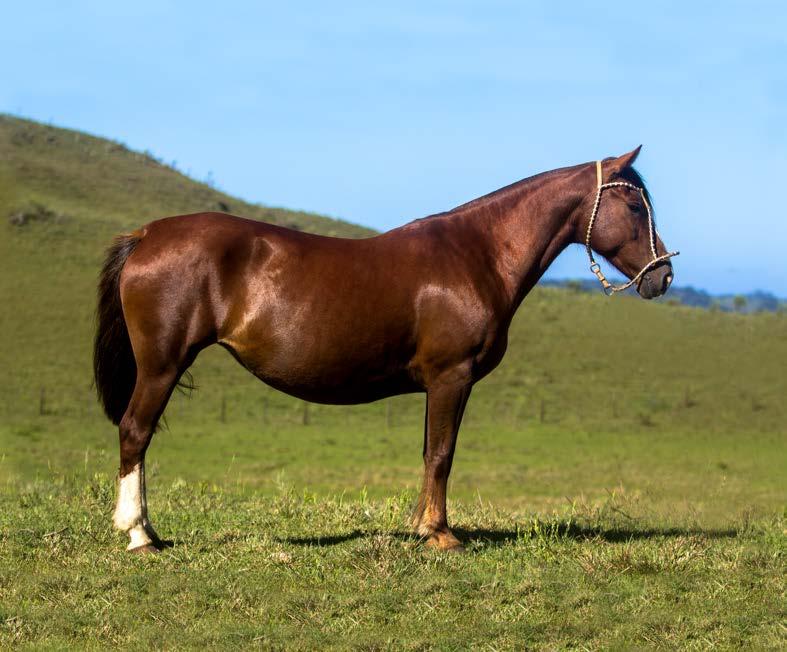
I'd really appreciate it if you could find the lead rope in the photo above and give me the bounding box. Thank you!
[585,160,679,295]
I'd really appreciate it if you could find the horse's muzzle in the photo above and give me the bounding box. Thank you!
[637,263,673,300]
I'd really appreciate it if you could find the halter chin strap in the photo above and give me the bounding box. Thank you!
[585,160,679,295]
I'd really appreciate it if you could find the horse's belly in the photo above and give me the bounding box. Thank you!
[222,326,420,405]
[258,371,419,405]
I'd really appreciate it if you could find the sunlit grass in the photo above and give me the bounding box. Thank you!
[1,474,784,649]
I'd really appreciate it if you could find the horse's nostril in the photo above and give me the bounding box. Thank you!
[663,272,673,291]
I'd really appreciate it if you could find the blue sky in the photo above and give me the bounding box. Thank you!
[2,1,785,295]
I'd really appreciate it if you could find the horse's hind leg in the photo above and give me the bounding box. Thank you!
[114,368,180,552]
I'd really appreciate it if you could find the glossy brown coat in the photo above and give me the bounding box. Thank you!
[95,149,674,551]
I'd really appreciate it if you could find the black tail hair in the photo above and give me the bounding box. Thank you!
[93,233,141,425]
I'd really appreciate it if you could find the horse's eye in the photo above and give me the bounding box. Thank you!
[627,203,641,212]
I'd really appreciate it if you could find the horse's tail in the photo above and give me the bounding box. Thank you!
[93,232,142,425]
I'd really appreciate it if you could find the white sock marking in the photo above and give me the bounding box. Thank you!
[114,463,143,531]
[114,462,159,549]
[127,524,153,549]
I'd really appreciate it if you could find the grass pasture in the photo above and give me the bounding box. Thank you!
[0,116,785,649]
[2,468,784,649]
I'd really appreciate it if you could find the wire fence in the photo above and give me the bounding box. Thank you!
[3,372,783,438]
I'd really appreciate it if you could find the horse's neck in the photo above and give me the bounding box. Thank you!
[463,164,591,313]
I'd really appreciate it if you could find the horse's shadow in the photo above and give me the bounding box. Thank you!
[279,523,738,548]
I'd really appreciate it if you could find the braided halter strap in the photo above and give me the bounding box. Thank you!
[585,160,679,295]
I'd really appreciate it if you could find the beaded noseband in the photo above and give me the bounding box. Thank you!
[585,160,679,295]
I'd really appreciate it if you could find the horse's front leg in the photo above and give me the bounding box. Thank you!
[412,378,472,551]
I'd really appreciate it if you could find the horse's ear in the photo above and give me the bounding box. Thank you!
[608,145,642,173]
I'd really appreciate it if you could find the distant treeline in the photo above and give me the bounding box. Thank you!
[542,279,786,314]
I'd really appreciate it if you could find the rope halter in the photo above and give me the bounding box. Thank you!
[585,160,679,295]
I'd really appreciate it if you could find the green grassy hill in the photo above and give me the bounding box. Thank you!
[0,114,373,237]
[1,116,784,649]
[1,113,785,494]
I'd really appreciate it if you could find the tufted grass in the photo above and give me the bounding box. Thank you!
[1,470,784,650]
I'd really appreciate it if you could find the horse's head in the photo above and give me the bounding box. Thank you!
[581,146,676,299]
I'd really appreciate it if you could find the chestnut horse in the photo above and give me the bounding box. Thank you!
[94,147,675,553]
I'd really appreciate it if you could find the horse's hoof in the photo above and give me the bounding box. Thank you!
[424,531,465,552]
[128,543,160,554]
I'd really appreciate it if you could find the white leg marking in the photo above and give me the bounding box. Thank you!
[114,462,154,549]
[128,524,153,549]
[114,463,143,531]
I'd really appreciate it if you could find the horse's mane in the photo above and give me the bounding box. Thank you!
[408,161,654,225]
[414,166,573,223]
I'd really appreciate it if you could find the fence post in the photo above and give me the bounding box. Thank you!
[302,402,310,426]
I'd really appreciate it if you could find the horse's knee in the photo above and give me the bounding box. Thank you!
[430,454,452,477]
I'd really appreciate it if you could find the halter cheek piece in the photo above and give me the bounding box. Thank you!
[585,160,679,295]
